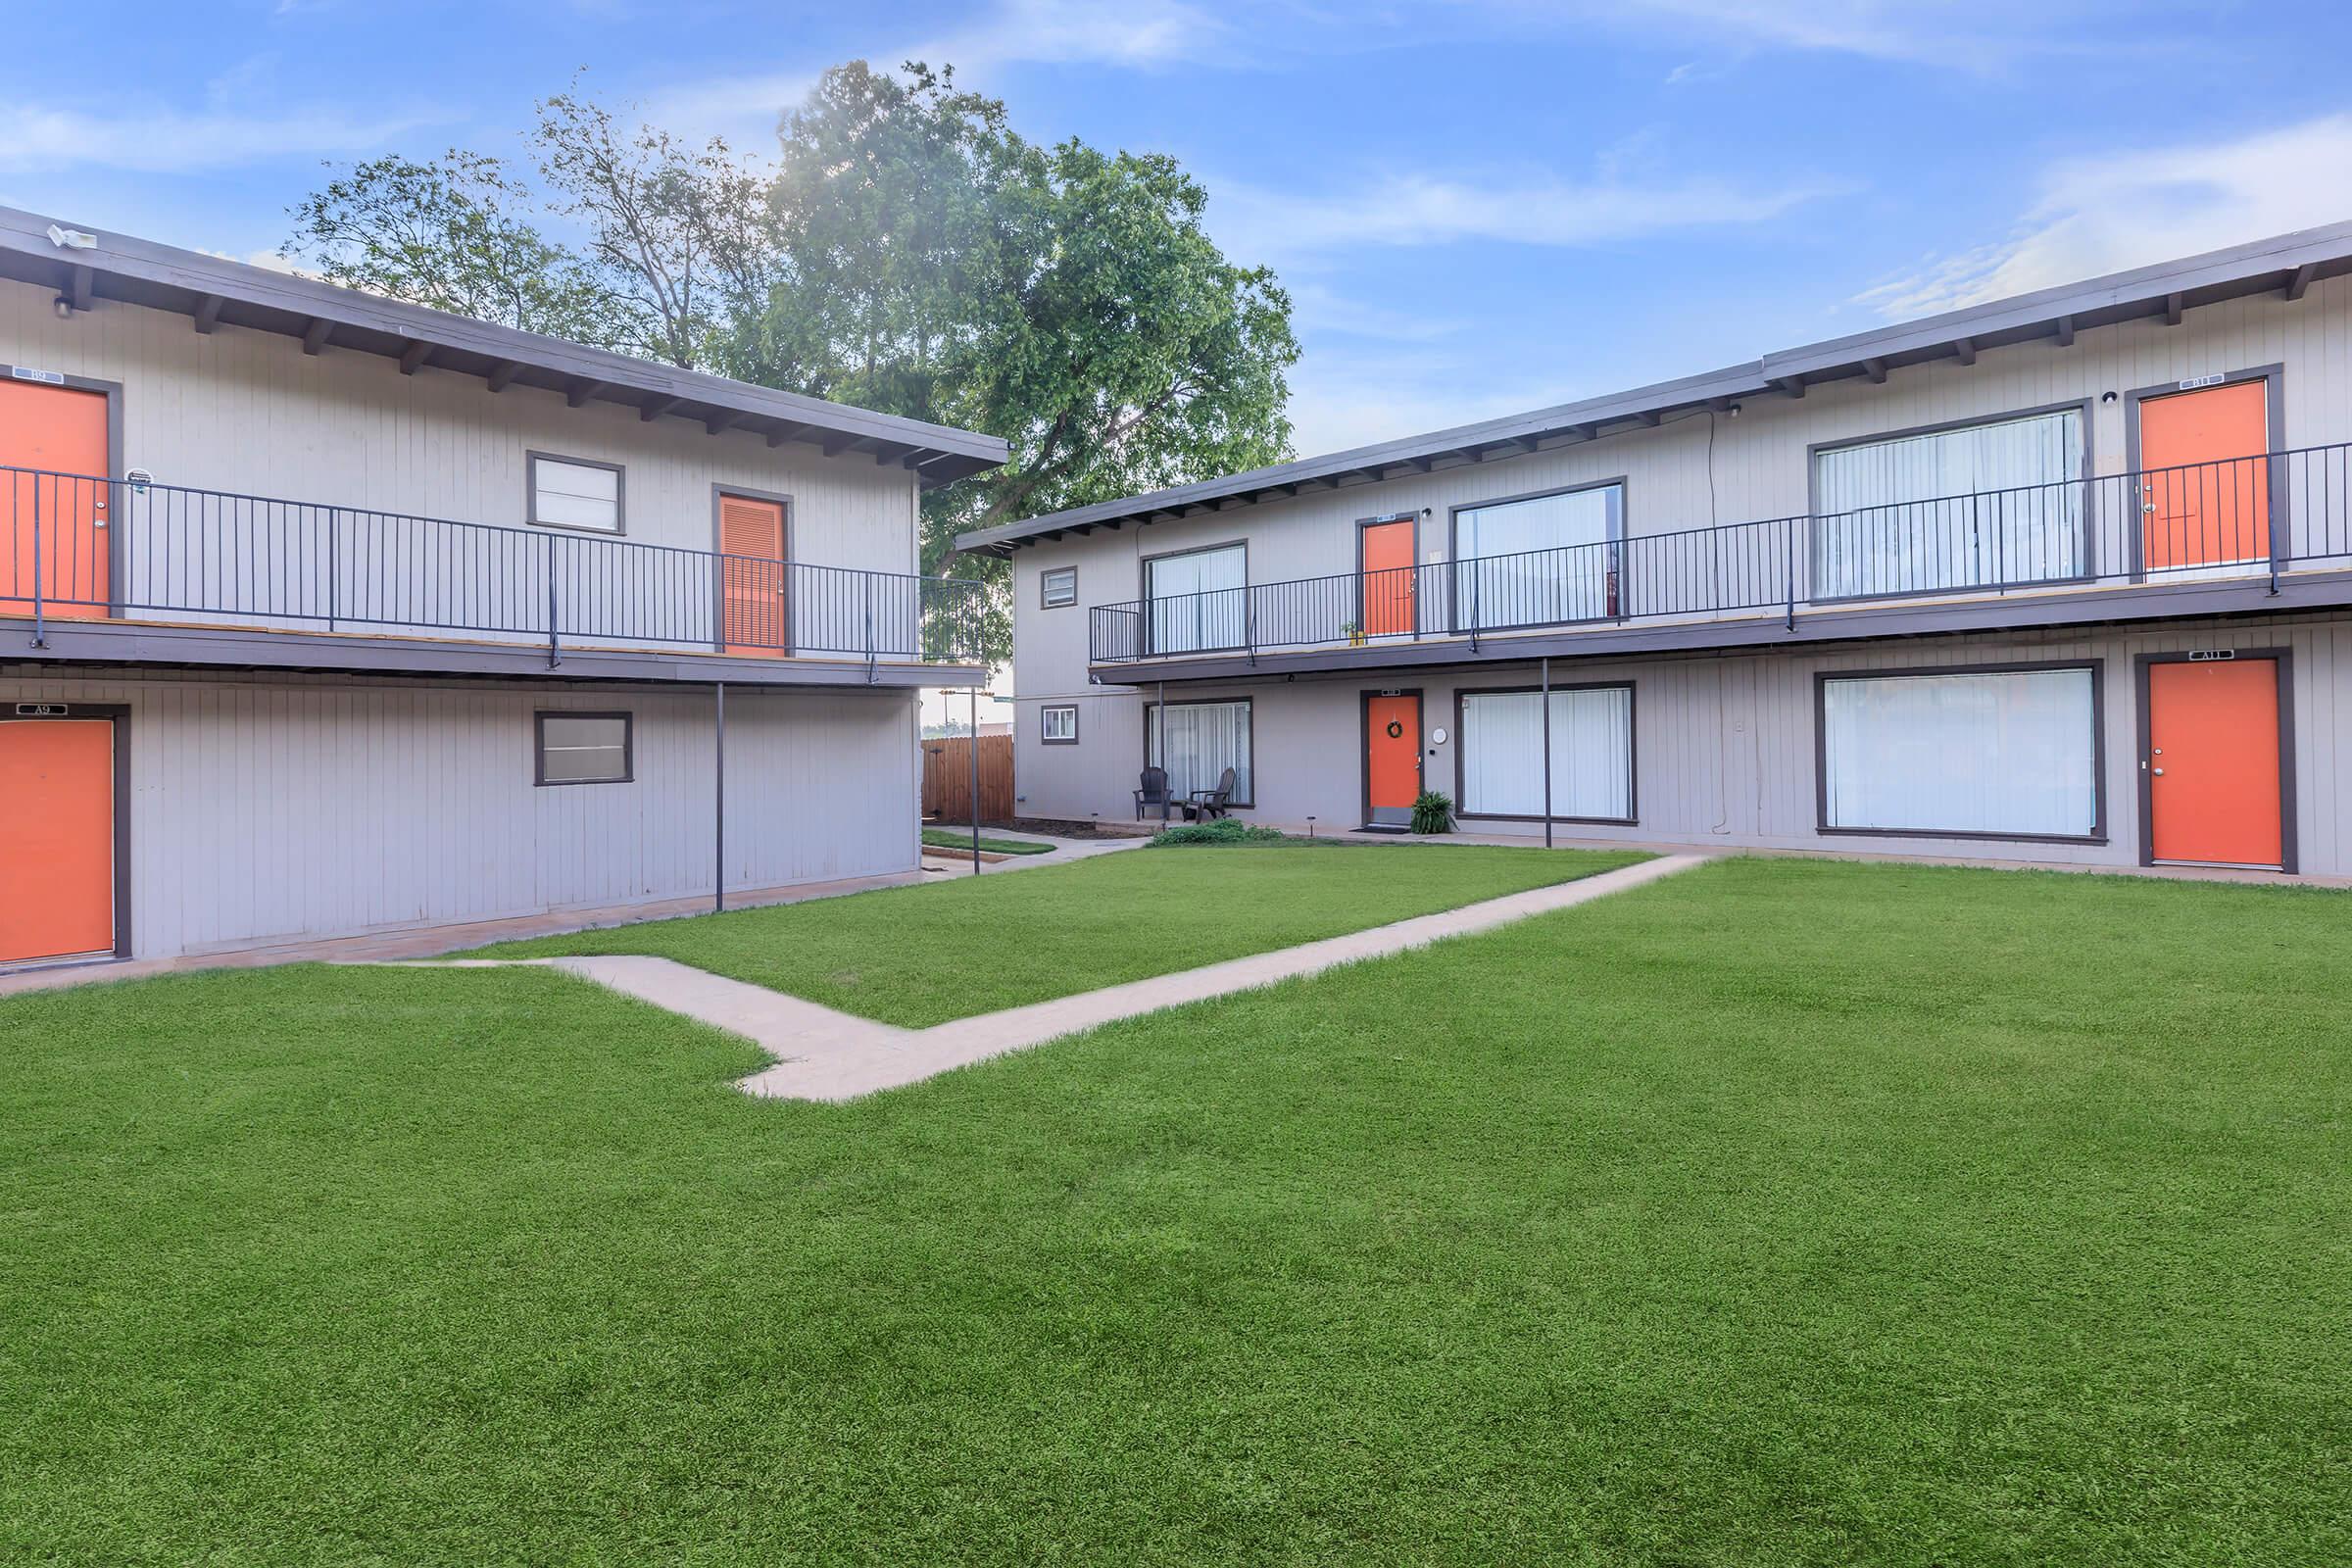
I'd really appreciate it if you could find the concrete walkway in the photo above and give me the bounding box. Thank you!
[918,826,1147,878]
[437,852,1710,1102]
[0,866,929,999]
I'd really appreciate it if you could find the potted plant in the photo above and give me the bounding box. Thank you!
[1409,790,1455,835]
[1340,618,1365,647]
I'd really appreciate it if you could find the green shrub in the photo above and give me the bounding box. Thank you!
[1410,791,1456,835]
[1148,818,1290,847]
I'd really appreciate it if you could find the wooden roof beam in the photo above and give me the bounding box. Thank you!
[1862,357,1888,384]
[2162,292,2184,326]
[301,317,332,356]
[191,294,224,335]
[640,393,682,422]
[566,379,607,408]
[486,360,523,393]
[397,338,432,376]
[1951,337,1977,367]
[2054,316,2076,347]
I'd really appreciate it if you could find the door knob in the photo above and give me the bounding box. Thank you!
[2152,767,2166,776]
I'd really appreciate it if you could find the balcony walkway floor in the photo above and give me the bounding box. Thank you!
[0,611,985,690]
[0,866,926,998]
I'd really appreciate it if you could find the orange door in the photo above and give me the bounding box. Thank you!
[0,379,113,619]
[0,718,117,962]
[1359,518,1416,637]
[717,494,787,656]
[1365,693,1421,825]
[2138,380,2270,573]
[2147,659,2283,867]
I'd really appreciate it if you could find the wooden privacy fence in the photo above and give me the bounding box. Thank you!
[922,733,1014,823]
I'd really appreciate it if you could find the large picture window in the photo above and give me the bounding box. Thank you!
[1813,408,2085,599]
[1820,665,2101,839]
[1458,685,1634,821]
[1452,483,1621,631]
[1145,699,1252,806]
[1145,543,1246,654]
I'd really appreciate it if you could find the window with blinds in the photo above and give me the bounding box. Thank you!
[1452,483,1622,630]
[1145,700,1251,805]
[528,454,624,534]
[535,712,633,786]
[1145,544,1246,654]
[1813,409,2085,598]
[1820,666,2099,838]
[1458,685,1634,821]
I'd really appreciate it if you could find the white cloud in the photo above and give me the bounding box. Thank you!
[0,100,444,175]
[649,0,1229,144]
[1211,167,1843,264]
[1475,0,2148,74]
[1863,114,2352,318]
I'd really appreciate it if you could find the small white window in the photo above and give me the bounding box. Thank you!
[1041,566,1077,609]
[1041,705,1079,744]
[537,712,632,785]
[529,454,623,534]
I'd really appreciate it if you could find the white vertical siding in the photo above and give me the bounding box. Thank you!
[0,670,917,958]
[0,277,925,653]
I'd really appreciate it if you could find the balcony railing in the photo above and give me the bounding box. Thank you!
[0,466,989,670]
[1091,443,2352,663]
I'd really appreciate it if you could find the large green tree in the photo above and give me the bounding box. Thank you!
[284,64,1298,661]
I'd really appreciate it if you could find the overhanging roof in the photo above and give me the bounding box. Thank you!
[957,219,2352,554]
[0,206,1009,487]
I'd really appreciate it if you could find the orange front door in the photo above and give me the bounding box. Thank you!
[0,379,113,619]
[0,718,118,963]
[2138,380,2270,573]
[1365,693,1421,826]
[1359,518,1415,637]
[2147,659,2283,867]
[717,494,787,656]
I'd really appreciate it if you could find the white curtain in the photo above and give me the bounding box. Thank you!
[1814,410,2083,597]
[1823,668,2096,836]
[1147,701,1251,802]
[1459,686,1633,819]
[1453,486,1619,628]
[1147,545,1246,654]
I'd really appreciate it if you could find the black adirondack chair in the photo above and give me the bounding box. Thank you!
[1184,766,1239,821]
[1134,766,1174,819]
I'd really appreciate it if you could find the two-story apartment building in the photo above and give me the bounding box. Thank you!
[0,208,1006,970]
[967,223,2352,876]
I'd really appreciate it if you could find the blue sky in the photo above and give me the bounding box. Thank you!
[8,1,2352,459]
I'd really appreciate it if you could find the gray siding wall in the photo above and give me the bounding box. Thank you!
[1014,612,2352,877]
[0,275,921,652]
[1,669,917,958]
[1013,272,2352,705]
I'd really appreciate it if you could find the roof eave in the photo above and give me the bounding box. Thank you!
[0,206,1009,478]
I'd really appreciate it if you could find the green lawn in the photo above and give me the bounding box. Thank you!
[469,844,1642,1027]
[4,857,2347,1565]
[921,827,1055,856]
